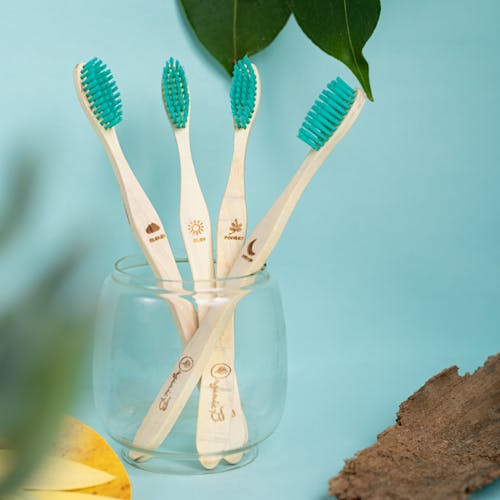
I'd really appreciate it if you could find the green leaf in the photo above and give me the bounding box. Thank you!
[291,0,380,100]
[179,0,292,74]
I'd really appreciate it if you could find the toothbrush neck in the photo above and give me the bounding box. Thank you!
[228,128,250,182]
[102,129,136,185]
[175,126,191,153]
[174,127,199,189]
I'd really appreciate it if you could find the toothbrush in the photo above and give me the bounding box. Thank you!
[162,58,214,292]
[196,57,260,468]
[162,58,218,467]
[129,77,366,460]
[74,57,197,343]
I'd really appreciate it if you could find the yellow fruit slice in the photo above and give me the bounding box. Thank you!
[31,492,122,500]
[2,417,130,499]
[0,452,114,491]
[50,416,131,499]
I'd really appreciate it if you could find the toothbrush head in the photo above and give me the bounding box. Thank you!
[298,78,358,151]
[230,56,258,129]
[79,57,123,130]
[162,58,190,129]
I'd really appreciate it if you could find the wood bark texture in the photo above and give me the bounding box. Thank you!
[329,354,500,499]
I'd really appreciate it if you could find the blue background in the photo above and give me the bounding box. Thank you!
[1,0,499,498]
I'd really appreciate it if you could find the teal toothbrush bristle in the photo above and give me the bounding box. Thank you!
[162,58,190,128]
[298,77,356,150]
[230,56,257,129]
[80,57,122,129]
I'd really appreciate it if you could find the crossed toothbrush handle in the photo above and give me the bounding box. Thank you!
[129,291,245,461]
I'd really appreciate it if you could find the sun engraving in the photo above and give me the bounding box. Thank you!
[229,219,243,235]
[188,220,204,236]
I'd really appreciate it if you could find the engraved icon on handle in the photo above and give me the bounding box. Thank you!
[229,219,243,234]
[146,222,166,243]
[146,222,160,234]
[188,219,206,243]
[211,363,232,379]
[188,220,204,236]
[224,219,244,241]
[242,238,257,262]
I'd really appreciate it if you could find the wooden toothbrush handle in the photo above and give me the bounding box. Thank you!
[195,129,250,468]
[201,315,248,465]
[104,132,198,344]
[129,293,244,461]
[196,315,239,468]
[177,128,214,284]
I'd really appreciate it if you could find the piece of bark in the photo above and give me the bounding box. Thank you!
[329,354,500,500]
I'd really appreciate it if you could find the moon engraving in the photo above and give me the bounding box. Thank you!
[247,239,257,256]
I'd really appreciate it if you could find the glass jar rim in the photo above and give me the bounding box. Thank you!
[111,255,270,292]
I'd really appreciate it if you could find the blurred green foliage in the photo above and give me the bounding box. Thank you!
[0,159,89,495]
[0,155,36,248]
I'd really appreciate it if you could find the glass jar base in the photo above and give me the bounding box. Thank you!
[121,446,258,475]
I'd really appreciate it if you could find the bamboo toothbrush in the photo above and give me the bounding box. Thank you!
[162,58,217,466]
[74,57,197,343]
[129,77,366,461]
[196,56,260,468]
[162,58,214,291]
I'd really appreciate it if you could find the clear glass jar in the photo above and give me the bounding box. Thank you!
[94,255,287,474]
